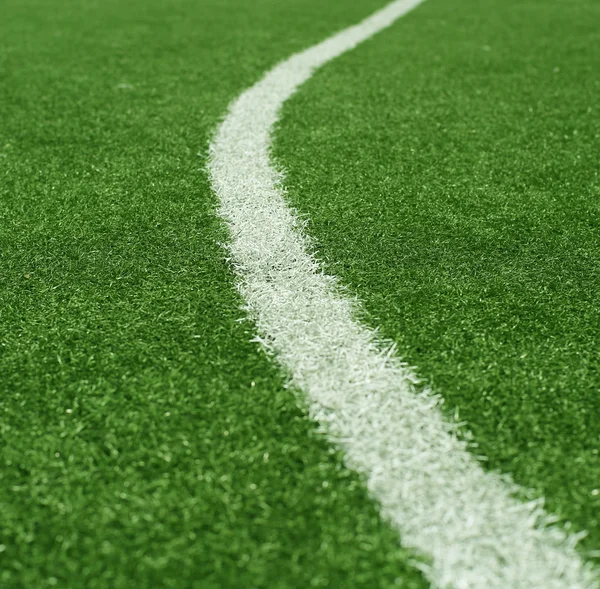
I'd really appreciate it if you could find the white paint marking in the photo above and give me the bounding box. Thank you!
[208,1,598,587]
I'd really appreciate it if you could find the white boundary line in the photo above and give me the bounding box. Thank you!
[208,1,598,587]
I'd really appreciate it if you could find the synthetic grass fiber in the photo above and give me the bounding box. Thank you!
[1,0,599,586]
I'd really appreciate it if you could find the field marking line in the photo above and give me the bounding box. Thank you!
[208,1,598,587]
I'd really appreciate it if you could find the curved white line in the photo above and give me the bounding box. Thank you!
[208,1,598,587]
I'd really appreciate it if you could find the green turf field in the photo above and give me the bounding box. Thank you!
[1,0,599,586]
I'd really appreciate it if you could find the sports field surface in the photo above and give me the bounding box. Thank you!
[1,0,599,587]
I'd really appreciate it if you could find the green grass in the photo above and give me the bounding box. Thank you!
[277,0,600,552]
[0,0,431,587]
[3,0,600,585]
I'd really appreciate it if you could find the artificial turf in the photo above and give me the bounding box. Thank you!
[0,0,433,587]
[276,0,600,556]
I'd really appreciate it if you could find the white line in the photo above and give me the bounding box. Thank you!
[208,1,598,587]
